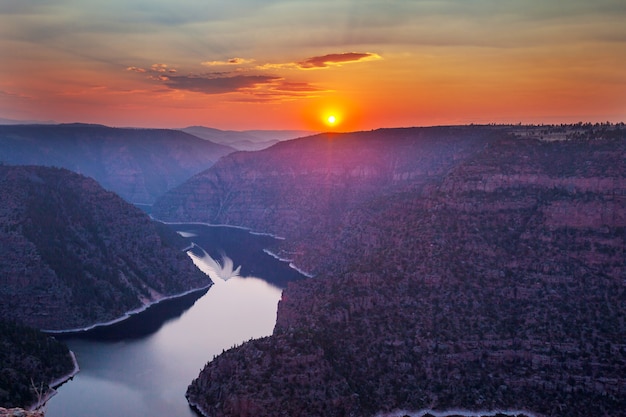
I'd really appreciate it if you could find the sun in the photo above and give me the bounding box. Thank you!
[322,112,341,129]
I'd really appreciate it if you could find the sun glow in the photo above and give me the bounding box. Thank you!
[322,111,341,129]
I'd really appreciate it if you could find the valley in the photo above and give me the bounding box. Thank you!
[0,124,624,416]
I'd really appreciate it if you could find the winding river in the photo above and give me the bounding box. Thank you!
[46,223,306,417]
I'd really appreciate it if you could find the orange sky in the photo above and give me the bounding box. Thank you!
[1,1,625,131]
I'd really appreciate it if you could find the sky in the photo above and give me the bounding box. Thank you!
[1,0,625,131]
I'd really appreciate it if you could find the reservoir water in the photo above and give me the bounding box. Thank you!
[46,223,306,417]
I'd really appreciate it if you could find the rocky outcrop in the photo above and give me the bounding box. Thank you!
[0,124,234,204]
[0,165,211,330]
[0,408,43,417]
[181,125,625,417]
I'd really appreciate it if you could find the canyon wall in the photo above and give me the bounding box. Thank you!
[0,165,211,330]
[155,125,625,416]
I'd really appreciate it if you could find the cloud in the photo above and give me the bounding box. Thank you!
[126,66,147,73]
[297,52,381,69]
[163,74,281,95]
[0,89,29,99]
[126,60,325,100]
[202,57,255,66]
[274,81,325,92]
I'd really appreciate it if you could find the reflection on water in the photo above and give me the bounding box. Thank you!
[56,289,208,342]
[174,223,306,288]
[46,224,305,417]
[188,244,241,283]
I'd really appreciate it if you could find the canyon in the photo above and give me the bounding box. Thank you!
[0,165,213,409]
[152,125,626,416]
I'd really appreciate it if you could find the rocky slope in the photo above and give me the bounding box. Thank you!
[0,165,211,330]
[0,124,234,204]
[170,125,625,416]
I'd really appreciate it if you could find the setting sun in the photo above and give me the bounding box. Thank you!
[321,110,342,129]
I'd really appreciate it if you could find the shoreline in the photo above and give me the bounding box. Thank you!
[376,409,543,417]
[152,219,287,240]
[27,350,80,411]
[186,398,210,417]
[160,219,313,278]
[262,248,315,278]
[43,220,288,335]
[42,284,212,334]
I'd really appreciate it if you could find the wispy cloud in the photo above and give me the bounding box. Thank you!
[163,74,280,95]
[0,89,32,99]
[254,52,381,71]
[126,64,177,74]
[126,66,147,73]
[126,59,328,99]
[297,52,381,69]
[202,57,255,66]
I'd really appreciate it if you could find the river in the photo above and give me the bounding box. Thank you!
[46,223,306,417]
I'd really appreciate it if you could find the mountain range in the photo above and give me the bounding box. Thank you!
[180,126,313,151]
[0,124,234,204]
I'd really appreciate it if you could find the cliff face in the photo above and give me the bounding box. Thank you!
[0,124,234,204]
[0,165,210,330]
[153,127,497,240]
[181,125,626,417]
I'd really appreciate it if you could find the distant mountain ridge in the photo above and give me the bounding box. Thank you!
[0,124,234,204]
[180,125,313,151]
[151,125,626,416]
[0,117,55,125]
[0,165,211,330]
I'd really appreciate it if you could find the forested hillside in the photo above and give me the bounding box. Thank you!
[0,165,210,330]
[0,320,74,409]
[170,125,626,416]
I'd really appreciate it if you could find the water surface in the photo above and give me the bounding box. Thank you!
[47,224,304,417]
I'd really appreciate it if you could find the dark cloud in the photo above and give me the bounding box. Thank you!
[127,61,324,99]
[297,52,380,69]
[164,74,281,94]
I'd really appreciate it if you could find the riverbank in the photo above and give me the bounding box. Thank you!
[154,219,287,240]
[27,351,80,411]
[42,285,212,334]
[262,248,315,278]
[45,222,286,417]
[376,408,542,417]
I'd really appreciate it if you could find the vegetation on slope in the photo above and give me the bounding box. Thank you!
[0,320,74,409]
[0,165,210,330]
[182,125,625,416]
